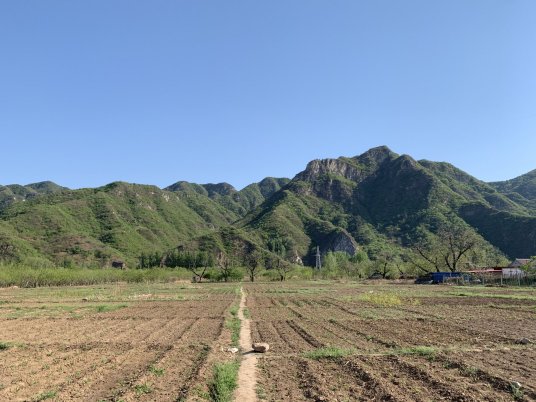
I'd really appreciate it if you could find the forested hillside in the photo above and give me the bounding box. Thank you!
[1,147,535,271]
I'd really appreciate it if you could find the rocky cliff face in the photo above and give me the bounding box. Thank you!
[324,230,359,255]
[291,146,399,203]
[296,158,364,183]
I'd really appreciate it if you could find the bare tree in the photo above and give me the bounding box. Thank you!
[217,252,233,282]
[411,223,479,273]
[439,225,478,272]
[411,238,442,273]
[188,251,211,283]
[373,250,400,279]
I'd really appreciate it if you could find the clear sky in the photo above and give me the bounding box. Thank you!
[1,1,535,190]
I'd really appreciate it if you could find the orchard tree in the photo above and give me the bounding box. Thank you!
[245,250,262,282]
[372,250,401,279]
[187,250,212,283]
[274,259,293,281]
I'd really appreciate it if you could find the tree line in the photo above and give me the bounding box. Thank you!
[134,222,511,281]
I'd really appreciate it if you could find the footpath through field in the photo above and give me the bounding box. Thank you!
[234,287,258,401]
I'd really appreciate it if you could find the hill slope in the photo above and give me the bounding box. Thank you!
[489,169,536,210]
[165,177,290,218]
[0,182,237,266]
[239,146,536,261]
[0,181,68,210]
[1,147,535,268]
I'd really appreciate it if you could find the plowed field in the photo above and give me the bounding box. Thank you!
[0,283,239,401]
[1,281,535,401]
[247,282,536,402]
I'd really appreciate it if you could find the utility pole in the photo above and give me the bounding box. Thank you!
[315,246,322,270]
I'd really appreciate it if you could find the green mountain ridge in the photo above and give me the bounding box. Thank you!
[164,177,290,218]
[1,147,535,268]
[0,181,68,210]
[238,146,536,263]
[489,169,536,210]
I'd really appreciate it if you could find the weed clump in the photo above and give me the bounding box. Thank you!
[33,390,57,401]
[304,346,355,360]
[358,291,420,307]
[394,346,437,358]
[149,365,165,376]
[95,304,127,313]
[226,317,241,347]
[134,383,152,395]
[226,303,241,347]
[358,292,402,307]
[209,361,239,402]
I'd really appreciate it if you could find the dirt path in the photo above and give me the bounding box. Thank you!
[234,287,258,401]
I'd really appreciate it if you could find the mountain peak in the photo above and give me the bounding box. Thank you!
[26,181,67,193]
[354,145,398,165]
[201,183,237,197]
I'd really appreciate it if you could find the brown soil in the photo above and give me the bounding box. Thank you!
[0,285,235,402]
[246,282,536,401]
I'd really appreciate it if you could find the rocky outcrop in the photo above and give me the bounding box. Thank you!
[324,229,359,255]
[296,158,364,183]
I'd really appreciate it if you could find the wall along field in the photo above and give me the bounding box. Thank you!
[0,281,535,401]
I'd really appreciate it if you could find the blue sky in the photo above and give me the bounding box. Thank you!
[1,1,535,189]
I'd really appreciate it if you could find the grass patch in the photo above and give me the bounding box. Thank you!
[209,361,239,402]
[358,292,403,307]
[256,384,267,400]
[0,342,10,350]
[393,346,437,358]
[134,383,152,396]
[357,291,421,307]
[33,390,57,401]
[226,317,241,347]
[460,365,479,378]
[243,307,250,319]
[95,303,128,313]
[450,292,536,301]
[229,304,239,317]
[510,382,524,400]
[149,365,165,376]
[226,302,241,347]
[303,346,355,360]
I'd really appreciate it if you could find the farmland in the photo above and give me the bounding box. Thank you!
[0,283,240,401]
[0,281,535,401]
[248,282,536,402]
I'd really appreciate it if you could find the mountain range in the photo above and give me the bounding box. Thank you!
[1,146,535,268]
